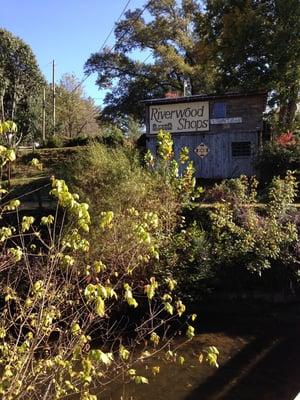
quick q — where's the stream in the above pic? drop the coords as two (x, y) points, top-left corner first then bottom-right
(99, 306), (300, 400)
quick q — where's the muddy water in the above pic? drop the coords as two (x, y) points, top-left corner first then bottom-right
(100, 318), (300, 400)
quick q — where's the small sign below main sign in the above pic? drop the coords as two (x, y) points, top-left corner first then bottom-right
(195, 143), (209, 158)
(210, 117), (242, 124)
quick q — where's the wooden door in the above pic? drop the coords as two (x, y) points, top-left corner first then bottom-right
(227, 132), (257, 178)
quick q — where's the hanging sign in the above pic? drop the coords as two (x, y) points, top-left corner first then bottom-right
(195, 143), (209, 158)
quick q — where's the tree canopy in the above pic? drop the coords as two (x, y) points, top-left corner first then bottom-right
(85, 0), (216, 123)
(206, 0), (300, 129)
(0, 28), (45, 137)
(54, 73), (101, 138)
(85, 0), (300, 130)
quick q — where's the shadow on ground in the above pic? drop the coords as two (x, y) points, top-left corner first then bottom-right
(185, 325), (300, 400)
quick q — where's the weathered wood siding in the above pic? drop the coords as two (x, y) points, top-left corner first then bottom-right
(147, 132), (258, 178)
(145, 93), (266, 179)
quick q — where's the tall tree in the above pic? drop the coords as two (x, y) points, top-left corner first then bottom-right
(86, 0), (299, 130)
(0, 28), (45, 136)
(85, 0), (217, 123)
(54, 73), (101, 138)
(271, 0), (300, 129)
(204, 0), (300, 129)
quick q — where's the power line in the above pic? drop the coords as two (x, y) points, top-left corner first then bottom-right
(99, 0), (132, 53)
(141, 52), (152, 64)
(71, 0), (133, 93)
(108, 0), (152, 54)
(71, 0), (153, 94)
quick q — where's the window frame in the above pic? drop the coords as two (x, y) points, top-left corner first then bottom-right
(231, 141), (252, 158)
(212, 102), (227, 119)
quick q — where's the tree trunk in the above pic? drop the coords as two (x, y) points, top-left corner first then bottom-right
(11, 87), (16, 120)
(285, 91), (299, 130)
(279, 82), (299, 131)
(0, 90), (4, 122)
(11, 77), (21, 121)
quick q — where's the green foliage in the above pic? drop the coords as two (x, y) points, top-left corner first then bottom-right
(0, 28), (45, 136)
(126, 116), (142, 143)
(205, 173), (298, 278)
(0, 163), (209, 400)
(209, 184), (297, 274)
(0, 145), (16, 168)
(204, 175), (259, 205)
(85, 0), (214, 123)
(0, 121), (226, 399)
(158, 217), (214, 302)
(205, 0), (300, 130)
(202, 346), (220, 368)
(64, 135), (90, 147)
(145, 130), (203, 207)
(0, 120), (18, 188)
(42, 135), (64, 148)
(161, 170), (300, 302)
(203, 173), (297, 285)
(29, 157), (43, 171)
(63, 142), (179, 225)
(54, 73), (101, 139)
(256, 141), (300, 183)
(100, 124), (124, 146)
(0, 121), (18, 134)
(85, 0), (300, 129)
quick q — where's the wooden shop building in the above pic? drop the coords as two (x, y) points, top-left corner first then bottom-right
(143, 92), (267, 179)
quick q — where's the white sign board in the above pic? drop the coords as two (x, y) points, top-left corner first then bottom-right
(210, 117), (242, 124)
(149, 101), (209, 134)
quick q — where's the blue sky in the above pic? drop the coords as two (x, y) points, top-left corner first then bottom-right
(1, 0), (147, 105)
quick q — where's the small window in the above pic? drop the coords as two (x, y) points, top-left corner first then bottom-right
(232, 142), (251, 157)
(212, 103), (226, 118)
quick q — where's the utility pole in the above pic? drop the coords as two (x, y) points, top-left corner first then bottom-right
(42, 87), (46, 142)
(52, 60), (56, 134)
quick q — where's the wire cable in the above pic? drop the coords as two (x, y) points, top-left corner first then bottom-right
(141, 52), (152, 64)
(99, 0), (132, 53)
(71, 0), (153, 94)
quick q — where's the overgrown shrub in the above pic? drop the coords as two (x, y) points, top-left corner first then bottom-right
(203, 175), (258, 205)
(144, 167), (300, 304)
(42, 135), (63, 148)
(64, 135), (90, 147)
(156, 219), (215, 303)
(0, 123), (218, 399)
(0, 180), (203, 399)
(101, 124), (124, 147)
(256, 141), (300, 183)
(173, 172), (300, 302)
(61, 131), (203, 299)
(207, 173), (298, 271)
(60, 141), (187, 291)
(63, 142), (180, 229)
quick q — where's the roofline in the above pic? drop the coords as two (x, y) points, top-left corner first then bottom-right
(141, 91), (268, 105)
